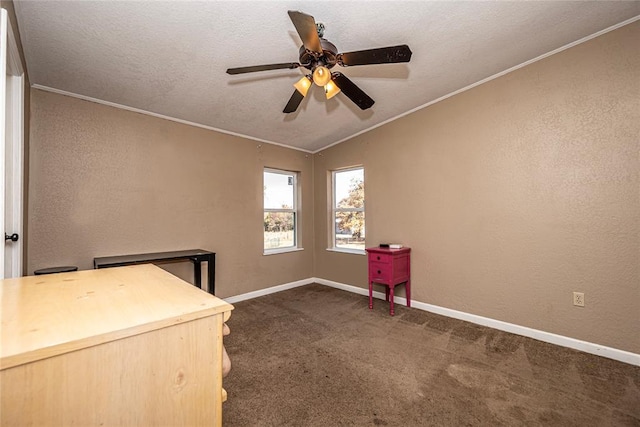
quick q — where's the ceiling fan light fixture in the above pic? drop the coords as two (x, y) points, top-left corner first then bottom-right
(324, 80), (341, 99)
(312, 65), (331, 86)
(227, 11), (412, 113)
(293, 75), (312, 96)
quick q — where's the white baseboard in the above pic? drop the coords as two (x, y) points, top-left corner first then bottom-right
(313, 277), (401, 303)
(223, 278), (314, 304)
(225, 277), (640, 366)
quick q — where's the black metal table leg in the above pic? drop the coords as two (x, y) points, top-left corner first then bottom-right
(193, 260), (202, 289)
(208, 254), (216, 295)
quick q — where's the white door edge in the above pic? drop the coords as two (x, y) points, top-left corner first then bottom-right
(1, 8), (25, 278)
(7, 74), (24, 277)
(1, 9), (8, 279)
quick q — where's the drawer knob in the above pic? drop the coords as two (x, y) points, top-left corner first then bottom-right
(377, 256), (380, 260)
(377, 270), (381, 274)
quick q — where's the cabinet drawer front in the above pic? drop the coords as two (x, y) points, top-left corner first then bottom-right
(370, 262), (392, 282)
(369, 253), (391, 264)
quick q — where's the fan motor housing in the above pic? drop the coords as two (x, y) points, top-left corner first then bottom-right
(299, 38), (338, 70)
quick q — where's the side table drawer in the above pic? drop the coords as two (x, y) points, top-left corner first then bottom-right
(369, 253), (392, 264)
(370, 262), (392, 282)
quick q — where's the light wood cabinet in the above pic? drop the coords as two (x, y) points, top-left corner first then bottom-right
(1, 264), (233, 426)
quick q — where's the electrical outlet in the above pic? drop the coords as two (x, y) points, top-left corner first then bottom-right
(573, 292), (585, 307)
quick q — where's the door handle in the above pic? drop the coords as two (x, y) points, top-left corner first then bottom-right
(5, 233), (19, 242)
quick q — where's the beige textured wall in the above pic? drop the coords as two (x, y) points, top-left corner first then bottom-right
(1, 0), (31, 274)
(27, 22), (638, 353)
(314, 23), (639, 353)
(28, 90), (313, 297)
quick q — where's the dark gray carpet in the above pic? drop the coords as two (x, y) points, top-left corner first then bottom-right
(222, 284), (639, 426)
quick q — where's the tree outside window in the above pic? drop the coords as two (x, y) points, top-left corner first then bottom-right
(332, 168), (365, 251)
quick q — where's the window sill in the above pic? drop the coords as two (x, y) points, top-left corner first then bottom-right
(263, 247), (304, 256)
(326, 248), (366, 255)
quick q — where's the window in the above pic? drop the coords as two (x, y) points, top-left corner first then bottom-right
(332, 167), (365, 251)
(264, 168), (299, 252)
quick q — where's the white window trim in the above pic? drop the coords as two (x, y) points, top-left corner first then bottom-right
(326, 248), (366, 255)
(263, 168), (300, 254)
(330, 166), (365, 253)
(263, 247), (305, 256)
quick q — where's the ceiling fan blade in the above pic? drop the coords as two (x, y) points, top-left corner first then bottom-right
(283, 89), (305, 114)
(338, 45), (412, 66)
(288, 11), (323, 54)
(226, 63), (300, 75)
(331, 73), (374, 110)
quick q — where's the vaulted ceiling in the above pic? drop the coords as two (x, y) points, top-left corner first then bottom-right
(13, 1), (640, 152)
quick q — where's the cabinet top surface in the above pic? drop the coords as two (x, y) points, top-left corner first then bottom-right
(366, 247), (411, 255)
(1, 264), (233, 369)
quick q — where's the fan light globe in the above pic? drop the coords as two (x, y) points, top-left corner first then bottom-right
(312, 66), (331, 86)
(324, 81), (341, 99)
(293, 76), (312, 96)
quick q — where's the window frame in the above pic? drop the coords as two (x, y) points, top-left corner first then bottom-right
(330, 166), (365, 254)
(263, 167), (301, 255)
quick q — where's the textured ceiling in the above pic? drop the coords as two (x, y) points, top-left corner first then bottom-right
(13, 1), (640, 152)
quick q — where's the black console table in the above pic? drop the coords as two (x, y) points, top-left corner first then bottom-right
(94, 249), (216, 295)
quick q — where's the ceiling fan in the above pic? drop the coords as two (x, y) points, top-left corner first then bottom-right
(226, 11), (412, 114)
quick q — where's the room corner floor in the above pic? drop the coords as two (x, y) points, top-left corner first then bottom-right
(222, 284), (639, 426)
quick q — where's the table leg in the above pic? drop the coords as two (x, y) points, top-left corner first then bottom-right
(193, 260), (202, 289)
(385, 287), (390, 302)
(208, 254), (216, 295)
(369, 281), (373, 309)
(406, 279), (411, 308)
(389, 285), (395, 316)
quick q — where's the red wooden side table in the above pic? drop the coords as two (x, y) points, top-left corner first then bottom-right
(366, 247), (411, 316)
